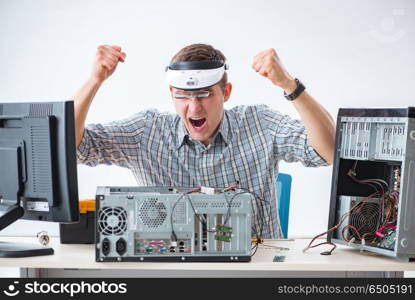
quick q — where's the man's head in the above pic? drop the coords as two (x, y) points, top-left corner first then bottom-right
(168, 44), (232, 146)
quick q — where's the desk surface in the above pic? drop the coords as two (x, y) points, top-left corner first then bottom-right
(0, 237), (414, 272)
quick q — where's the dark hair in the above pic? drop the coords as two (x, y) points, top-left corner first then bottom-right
(171, 43), (228, 91)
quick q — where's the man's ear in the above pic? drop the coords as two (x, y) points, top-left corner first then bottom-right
(223, 83), (232, 102)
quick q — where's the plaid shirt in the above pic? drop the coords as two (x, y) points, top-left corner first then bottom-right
(77, 104), (328, 238)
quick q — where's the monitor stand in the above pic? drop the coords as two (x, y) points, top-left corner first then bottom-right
(0, 241), (53, 257)
(0, 205), (54, 257)
(0, 145), (54, 257)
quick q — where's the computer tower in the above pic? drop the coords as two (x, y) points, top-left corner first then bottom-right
(327, 107), (415, 261)
(95, 186), (252, 262)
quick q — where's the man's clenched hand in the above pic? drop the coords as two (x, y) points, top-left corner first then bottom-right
(90, 45), (126, 84)
(252, 48), (296, 94)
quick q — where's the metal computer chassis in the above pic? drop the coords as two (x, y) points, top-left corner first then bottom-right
(328, 107), (415, 261)
(95, 186), (252, 262)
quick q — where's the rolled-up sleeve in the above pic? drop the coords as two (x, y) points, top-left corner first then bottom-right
(77, 110), (153, 168)
(261, 106), (328, 167)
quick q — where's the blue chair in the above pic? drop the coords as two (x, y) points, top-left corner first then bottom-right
(276, 173), (292, 238)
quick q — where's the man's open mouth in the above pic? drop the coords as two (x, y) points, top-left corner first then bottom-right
(189, 117), (206, 128)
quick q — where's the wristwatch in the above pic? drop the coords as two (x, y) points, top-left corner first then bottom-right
(284, 78), (305, 101)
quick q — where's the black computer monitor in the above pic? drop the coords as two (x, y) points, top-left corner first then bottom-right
(0, 100), (79, 257)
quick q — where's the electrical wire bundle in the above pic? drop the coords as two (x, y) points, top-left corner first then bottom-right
(170, 187), (204, 242)
(222, 185), (273, 256)
(237, 187), (271, 256)
(304, 161), (399, 255)
(169, 185), (272, 257)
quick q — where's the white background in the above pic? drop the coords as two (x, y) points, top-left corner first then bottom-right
(0, 0), (414, 239)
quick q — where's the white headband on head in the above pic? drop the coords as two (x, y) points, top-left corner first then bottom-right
(166, 60), (228, 91)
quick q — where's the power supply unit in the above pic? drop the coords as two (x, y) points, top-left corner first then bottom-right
(95, 186), (253, 262)
(327, 107), (415, 261)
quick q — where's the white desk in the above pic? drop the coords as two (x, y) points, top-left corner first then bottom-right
(0, 237), (413, 278)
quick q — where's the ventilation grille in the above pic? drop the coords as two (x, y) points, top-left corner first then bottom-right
(30, 125), (51, 193)
(193, 201), (242, 209)
(138, 198), (167, 228)
(341, 122), (371, 159)
(29, 103), (53, 117)
(375, 124), (406, 160)
(98, 206), (128, 236)
(348, 201), (380, 241)
(340, 120), (406, 161)
(172, 202), (187, 224)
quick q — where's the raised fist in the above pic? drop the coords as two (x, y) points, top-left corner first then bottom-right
(252, 48), (296, 93)
(90, 45), (126, 84)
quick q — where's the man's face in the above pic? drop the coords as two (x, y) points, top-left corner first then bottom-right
(171, 83), (232, 146)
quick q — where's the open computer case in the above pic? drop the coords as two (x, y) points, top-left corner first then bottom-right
(327, 107), (415, 261)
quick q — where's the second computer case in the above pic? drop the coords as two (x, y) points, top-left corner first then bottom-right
(327, 107), (415, 261)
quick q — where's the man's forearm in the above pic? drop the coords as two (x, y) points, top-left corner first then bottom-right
(251, 48), (336, 164)
(290, 90), (336, 164)
(73, 78), (102, 147)
(73, 45), (126, 147)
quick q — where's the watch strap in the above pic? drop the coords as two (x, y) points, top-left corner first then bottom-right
(284, 78), (305, 101)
